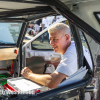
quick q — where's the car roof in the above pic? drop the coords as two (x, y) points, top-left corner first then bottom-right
(0, 0), (96, 17)
(0, 1), (55, 18)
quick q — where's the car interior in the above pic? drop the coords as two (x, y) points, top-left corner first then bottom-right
(0, 0), (100, 100)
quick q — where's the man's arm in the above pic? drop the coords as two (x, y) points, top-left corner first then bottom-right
(21, 67), (67, 89)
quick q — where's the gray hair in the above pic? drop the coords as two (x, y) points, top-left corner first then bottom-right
(48, 23), (71, 36)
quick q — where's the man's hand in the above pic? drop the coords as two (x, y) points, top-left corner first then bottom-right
(21, 67), (32, 79)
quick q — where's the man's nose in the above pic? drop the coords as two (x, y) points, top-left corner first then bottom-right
(50, 40), (54, 46)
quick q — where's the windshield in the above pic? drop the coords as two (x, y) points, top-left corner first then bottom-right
(0, 22), (22, 44)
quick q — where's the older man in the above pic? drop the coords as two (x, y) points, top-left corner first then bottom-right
(21, 23), (77, 89)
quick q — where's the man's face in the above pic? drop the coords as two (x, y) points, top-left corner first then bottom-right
(49, 31), (68, 55)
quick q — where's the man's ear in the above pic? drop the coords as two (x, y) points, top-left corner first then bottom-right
(65, 34), (70, 41)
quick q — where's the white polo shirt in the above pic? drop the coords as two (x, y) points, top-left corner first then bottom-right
(55, 41), (93, 76)
(55, 41), (78, 76)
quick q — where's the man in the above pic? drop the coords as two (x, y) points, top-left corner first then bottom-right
(41, 17), (50, 42)
(42, 17), (50, 29)
(21, 23), (78, 89)
(52, 16), (57, 23)
(34, 18), (42, 35)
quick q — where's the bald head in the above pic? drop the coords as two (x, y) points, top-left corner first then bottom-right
(48, 23), (71, 37)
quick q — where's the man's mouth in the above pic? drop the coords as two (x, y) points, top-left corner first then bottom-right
(52, 46), (57, 50)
